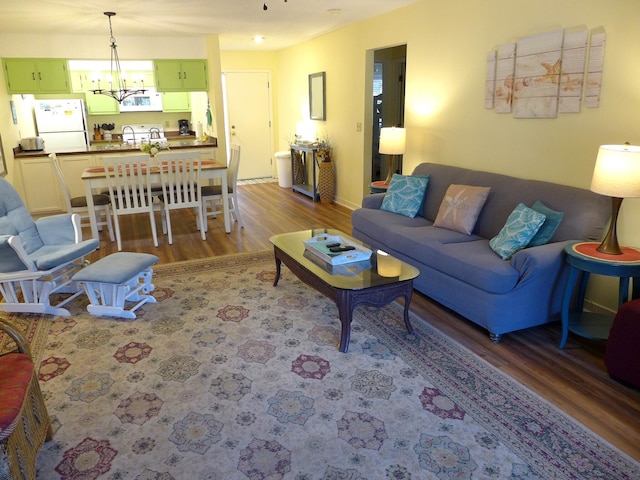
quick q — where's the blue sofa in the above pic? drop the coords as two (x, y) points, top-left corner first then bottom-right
(351, 162), (610, 342)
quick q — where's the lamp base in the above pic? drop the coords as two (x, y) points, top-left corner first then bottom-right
(597, 197), (624, 255)
(383, 155), (395, 185)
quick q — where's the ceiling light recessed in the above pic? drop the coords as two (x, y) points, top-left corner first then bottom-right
(327, 9), (341, 16)
(253, 36), (265, 43)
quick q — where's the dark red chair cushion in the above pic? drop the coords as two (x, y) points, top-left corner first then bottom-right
(0, 353), (34, 439)
(605, 299), (640, 389)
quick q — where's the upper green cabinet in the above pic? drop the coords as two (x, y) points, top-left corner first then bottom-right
(2, 58), (71, 94)
(154, 60), (208, 92)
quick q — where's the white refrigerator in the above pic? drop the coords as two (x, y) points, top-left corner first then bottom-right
(34, 99), (89, 152)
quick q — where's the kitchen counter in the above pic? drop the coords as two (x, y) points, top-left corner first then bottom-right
(13, 136), (218, 158)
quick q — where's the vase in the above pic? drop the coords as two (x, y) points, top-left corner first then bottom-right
(318, 161), (335, 204)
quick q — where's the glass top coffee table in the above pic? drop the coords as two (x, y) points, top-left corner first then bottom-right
(269, 229), (420, 352)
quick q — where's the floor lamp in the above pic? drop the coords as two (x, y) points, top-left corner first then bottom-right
(589, 144), (640, 255)
(379, 127), (406, 185)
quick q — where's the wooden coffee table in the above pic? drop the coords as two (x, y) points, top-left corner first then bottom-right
(269, 229), (420, 352)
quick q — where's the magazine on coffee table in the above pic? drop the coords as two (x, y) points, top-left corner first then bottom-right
(303, 234), (372, 265)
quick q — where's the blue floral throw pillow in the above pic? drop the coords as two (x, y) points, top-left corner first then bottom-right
(489, 203), (546, 260)
(528, 200), (564, 247)
(380, 174), (430, 218)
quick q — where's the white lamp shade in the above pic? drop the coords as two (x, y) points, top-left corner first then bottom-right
(379, 127), (406, 155)
(590, 145), (640, 198)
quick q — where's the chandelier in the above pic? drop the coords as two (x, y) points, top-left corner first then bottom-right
(90, 12), (146, 103)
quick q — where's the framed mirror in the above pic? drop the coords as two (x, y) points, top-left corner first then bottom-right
(309, 72), (326, 121)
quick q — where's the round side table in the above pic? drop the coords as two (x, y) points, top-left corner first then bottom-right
(369, 181), (389, 194)
(560, 242), (640, 348)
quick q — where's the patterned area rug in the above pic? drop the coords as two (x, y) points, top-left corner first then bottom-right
(17, 251), (638, 479)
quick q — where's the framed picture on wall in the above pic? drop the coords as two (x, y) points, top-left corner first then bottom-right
(0, 134), (6, 177)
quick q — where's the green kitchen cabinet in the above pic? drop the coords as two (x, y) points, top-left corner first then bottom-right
(154, 60), (208, 92)
(3, 58), (70, 94)
(162, 92), (191, 112)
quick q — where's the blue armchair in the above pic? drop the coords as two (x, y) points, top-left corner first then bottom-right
(0, 178), (99, 316)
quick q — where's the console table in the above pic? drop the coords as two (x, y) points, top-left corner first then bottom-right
(559, 242), (640, 348)
(290, 144), (320, 201)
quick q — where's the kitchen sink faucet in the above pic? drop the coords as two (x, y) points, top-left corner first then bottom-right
(122, 125), (136, 145)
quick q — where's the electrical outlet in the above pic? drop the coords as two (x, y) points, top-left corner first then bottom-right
(356, 122), (362, 132)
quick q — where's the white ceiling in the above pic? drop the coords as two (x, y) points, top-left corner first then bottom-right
(0, 0), (421, 51)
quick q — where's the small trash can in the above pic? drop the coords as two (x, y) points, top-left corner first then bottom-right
(275, 151), (292, 188)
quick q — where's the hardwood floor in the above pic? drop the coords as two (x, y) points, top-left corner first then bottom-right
(84, 181), (640, 462)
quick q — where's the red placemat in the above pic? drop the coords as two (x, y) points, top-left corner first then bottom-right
(573, 242), (640, 262)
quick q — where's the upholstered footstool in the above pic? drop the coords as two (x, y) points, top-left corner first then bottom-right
(605, 298), (640, 389)
(72, 252), (159, 319)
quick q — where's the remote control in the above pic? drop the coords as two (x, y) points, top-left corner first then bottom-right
(329, 246), (356, 252)
(325, 242), (341, 248)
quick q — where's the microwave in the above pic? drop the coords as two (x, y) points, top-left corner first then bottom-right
(119, 89), (163, 112)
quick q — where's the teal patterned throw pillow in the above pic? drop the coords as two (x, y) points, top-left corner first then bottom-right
(489, 203), (546, 260)
(380, 174), (430, 218)
(528, 200), (564, 247)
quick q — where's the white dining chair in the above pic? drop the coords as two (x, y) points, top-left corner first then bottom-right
(201, 144), (244, 231)
(156, 151), (206, 244)
(49, 153), (115, 242)
(101, 155), (158, 251)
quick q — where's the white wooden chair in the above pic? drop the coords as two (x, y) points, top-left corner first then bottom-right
(101, 155), (158, 251)
(201, 144), (244, 231)
(156, 151), (206, 244)
(49, 153), (115, 242)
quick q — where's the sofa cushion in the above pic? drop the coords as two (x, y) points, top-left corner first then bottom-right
(390, 226), (520, 293)
(433, 184), (491, 234)
(489, 203), (546, 260)
(380, 174), (430, 218)
(529, 200), (564, 247)
(351, 207), (431, 248)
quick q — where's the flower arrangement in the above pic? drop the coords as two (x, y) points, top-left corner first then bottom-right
(140, 141), (168, 157)
(315, 132), (332, 162)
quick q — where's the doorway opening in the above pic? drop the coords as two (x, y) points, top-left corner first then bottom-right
(371, 45), (407, 183)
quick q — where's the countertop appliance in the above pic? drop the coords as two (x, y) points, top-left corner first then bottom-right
(34, 99), (89, 152)
(119, 88), (163, 113)
(178, 119), (190, 136)
(20, 137), (45, 151)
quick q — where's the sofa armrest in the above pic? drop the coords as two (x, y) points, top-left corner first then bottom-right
(511, 240), (573, 280)
(35, 214), (82, 245)
(362, 193), (386, 209)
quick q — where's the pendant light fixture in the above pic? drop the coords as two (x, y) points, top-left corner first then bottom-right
(90, 12), (146, 103)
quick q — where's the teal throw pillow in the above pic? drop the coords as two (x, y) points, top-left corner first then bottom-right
(380, 174), (430, 218)
(489, 203), (546, 260)
(528, 200), (564, 247)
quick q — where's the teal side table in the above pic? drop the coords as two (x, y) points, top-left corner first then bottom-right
(560, 242), (640, 348)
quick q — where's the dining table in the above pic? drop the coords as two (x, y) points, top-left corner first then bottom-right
(81, 159), (230, 241)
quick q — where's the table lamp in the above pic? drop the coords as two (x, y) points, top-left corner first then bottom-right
(589, 144), (640, 255)
(379, 127), (406, 185)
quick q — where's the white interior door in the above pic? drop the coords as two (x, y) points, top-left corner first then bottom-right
(223, 71), (273, 180)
